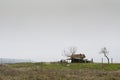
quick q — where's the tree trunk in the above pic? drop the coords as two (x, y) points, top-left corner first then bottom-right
(104, 54), (109, 64)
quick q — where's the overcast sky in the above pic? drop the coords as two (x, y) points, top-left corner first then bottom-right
(0, 0), (120, 63)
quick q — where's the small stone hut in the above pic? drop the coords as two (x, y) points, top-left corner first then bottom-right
(67, 53), (86, 63)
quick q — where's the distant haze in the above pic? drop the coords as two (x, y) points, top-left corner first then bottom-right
(0, 0), (120, 63)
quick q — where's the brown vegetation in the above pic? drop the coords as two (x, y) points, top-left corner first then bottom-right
(0, 63), (120, 80)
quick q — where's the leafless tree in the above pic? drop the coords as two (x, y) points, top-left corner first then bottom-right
(100, 47), (109, 64)
(63, 46), (77, 57)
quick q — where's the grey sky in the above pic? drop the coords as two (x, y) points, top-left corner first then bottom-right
(0, 0), (120, 62)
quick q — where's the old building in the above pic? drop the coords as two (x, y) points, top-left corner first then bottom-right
(67, 53), (86, 63)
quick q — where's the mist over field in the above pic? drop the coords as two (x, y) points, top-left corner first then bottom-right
(0, 0), (120, 63)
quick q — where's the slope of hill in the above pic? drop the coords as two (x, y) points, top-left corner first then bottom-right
(0, 63), (119, 80)
(0, 58), (32, 64)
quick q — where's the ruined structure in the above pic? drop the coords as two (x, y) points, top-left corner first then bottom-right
(67, 53), (92, 63)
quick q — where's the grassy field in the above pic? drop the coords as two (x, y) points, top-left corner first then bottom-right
(0, 63), (120, 80)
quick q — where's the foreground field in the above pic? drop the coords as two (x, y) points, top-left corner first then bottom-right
(0, 63), (120, 80)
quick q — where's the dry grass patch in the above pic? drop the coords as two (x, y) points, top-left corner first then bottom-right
(0, 63), (120, 80)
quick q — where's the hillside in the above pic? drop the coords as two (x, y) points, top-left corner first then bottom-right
(0, 63), (120, 80)
(0, 58), (31, 64)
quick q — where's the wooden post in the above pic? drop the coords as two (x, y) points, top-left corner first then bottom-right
(111, 58), (113, 64)
(102, 58), (103, 64)
(91, 58), (93, 63)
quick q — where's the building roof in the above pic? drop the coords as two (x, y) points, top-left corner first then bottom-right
(69, 53), (86, 59)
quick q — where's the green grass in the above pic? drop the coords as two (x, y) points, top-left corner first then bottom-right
(8, 62), (120, 70)
(0, 63), (120, 80)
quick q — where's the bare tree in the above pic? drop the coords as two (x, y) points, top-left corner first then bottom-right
(63, 46), (77, 57)
(100, 47), (110, 64)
